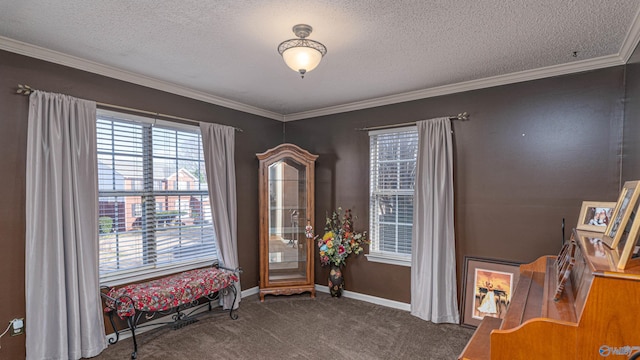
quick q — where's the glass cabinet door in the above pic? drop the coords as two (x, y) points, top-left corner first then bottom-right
(267, 159), (307, 282)
(257, 143), (317, 301)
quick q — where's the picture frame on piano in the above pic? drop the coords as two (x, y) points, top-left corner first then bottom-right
(615, 191), (640, 269)
(576, 201), (616, 236)
(461, 256), (521, 328)
(606, 181), (640, 249)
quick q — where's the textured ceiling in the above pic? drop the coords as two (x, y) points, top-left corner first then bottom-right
(1, 1), (639, 119)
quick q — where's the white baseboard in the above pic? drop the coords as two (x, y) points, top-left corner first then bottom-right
(241, 286), (259, 297)
(241, 285), (409, 312)
(315, 285), (411, 311)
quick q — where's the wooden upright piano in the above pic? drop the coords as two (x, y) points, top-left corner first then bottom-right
(459, 229), (640, 359)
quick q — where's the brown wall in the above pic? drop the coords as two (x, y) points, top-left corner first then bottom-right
(624, 42), (640, 181)
(0, 50), (282, 359)
(284, 66), (626, 304)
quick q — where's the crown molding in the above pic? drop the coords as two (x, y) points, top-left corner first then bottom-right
(0, 36), (284, 121)
(620, 5), (640, 62)
(2, 33), (636, 123)
(284, 10), (640, 121)
(283, 54), (625, 121)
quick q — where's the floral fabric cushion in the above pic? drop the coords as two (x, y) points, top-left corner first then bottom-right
(104, 267), (238, 319)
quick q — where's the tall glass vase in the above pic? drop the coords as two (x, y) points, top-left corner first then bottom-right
(328, 264), (344, 297)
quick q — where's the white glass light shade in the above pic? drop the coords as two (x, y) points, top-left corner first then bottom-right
(278, 24), (327, 77)
(282, 46), (323, 74)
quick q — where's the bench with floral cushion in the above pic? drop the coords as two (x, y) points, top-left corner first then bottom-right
(101, 265), (239, 359)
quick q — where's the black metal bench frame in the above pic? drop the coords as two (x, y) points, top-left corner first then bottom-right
(100, 267), (239, 359)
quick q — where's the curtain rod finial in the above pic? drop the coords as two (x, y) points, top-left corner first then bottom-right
(16, 84), (33, 95)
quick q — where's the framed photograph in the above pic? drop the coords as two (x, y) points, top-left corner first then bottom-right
(461, 257), (521, 328)
(615, 192), (640, 269)
(576, 201), (616, 235)
(606, 181), (640, 248)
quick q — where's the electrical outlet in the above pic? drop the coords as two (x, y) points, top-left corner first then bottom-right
(10, 318), (24, 336)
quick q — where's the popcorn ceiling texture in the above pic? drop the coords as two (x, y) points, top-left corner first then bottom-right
(0, 0), (637, 115)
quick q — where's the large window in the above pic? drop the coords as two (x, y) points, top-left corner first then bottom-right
(97, 110), (216, 284)
(368, 126), (418, 266)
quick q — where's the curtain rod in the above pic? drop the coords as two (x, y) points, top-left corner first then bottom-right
(355, 112), (469, 131)
(15, 84), (243, 132)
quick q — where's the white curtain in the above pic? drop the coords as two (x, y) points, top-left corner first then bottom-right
(410, 117), (459, 324)
(200, 122), (240, 309)
(25, 91), (107, 359)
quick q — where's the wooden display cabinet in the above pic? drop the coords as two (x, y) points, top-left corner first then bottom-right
(257, 144), (318, 301)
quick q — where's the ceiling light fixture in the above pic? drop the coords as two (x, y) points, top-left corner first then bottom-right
(278, 24), (327, 78)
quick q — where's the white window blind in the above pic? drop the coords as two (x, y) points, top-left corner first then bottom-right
(368, 126), (418, 264)
(97, 110), (217, 284)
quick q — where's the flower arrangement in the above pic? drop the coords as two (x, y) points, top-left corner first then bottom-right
(312, 208), (370, 267)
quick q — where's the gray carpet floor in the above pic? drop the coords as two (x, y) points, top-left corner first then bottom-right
(91, 293), (474, 359)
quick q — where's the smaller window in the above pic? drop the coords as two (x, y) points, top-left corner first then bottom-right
(367, 126), (418, 267)
(178, 180), (190, 190)
(131, 203), (142, 217)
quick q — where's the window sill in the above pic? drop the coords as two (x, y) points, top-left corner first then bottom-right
(100, 258), (217, 287)
(365, 252), (411, 267)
